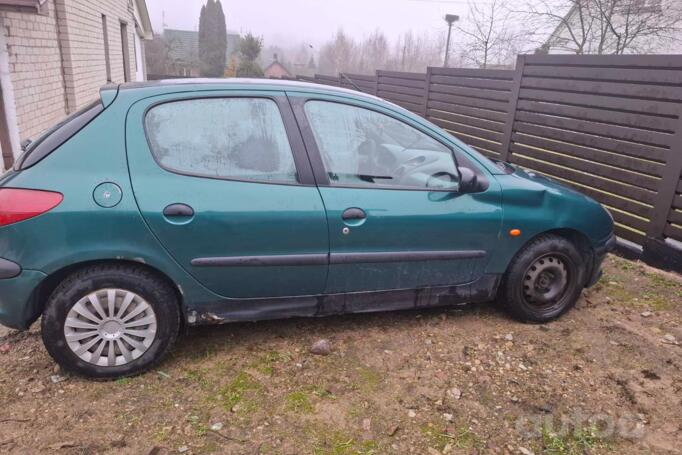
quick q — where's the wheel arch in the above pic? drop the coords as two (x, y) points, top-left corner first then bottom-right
(26, 259), (185, 329)
(544, 228), (593, 258)
(501, 228), (595, 287)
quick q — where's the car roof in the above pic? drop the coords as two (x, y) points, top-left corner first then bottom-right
(98, 78), (503, 176)
(103, 78), (383, 102)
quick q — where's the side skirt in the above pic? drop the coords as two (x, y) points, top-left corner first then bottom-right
(186, 274), (502, 326)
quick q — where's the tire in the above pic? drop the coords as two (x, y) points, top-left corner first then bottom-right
(501, 234), (586, 323)
(41, 264), (180, 379)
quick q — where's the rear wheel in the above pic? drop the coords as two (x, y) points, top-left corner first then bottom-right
(41, 264), (180, 379)
(501, 234), (586, 322)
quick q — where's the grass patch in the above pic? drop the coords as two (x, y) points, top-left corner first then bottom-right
(286, 391), (313, 413)
(542, 425), (610, 454)
(647, 272), (680, 289)
(252, 350), (292, 375)
(355, 366), (382, 392)
(187, 414), (208, 437)
(312, 431), (378, 455)
(217, 371), (261, 413)
(184, 368), (211, 388)
(638, 294), (673, 311)
(153, 425), (173, 443)
(421, 423), (482, 451)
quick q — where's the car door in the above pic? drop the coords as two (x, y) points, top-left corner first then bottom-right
(289, 93), (502, 293)
(126, 91), (329, 299)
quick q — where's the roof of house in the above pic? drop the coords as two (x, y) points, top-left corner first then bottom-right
(164, 28), (241, 66)
(134, 0), (154, 39)
(0, 0), (44, 9)
(165, 29), (199, 65)
(263, 61), (292, 77)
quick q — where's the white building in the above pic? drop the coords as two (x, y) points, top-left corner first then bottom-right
(0, 0), (153, 170)
(543, 0), (682, 55)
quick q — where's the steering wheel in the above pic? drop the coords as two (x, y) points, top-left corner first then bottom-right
(426, 171), (459, 190)
(395, 155), (427, 177)
(357, 140), (398, 177)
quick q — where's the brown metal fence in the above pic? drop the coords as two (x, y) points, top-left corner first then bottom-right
(299, 54), (682, 273)
(376, 70), (425, 114)
(339, 73), (377, 95)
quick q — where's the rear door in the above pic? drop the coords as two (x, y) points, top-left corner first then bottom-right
(126, 91), (329, 299)
(290, 94), (502, 293)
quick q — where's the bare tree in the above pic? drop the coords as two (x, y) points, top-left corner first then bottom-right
(596, 0), (682, 53)
(315, 28), (446, 75)
(522, 0), (682, 55)
(457, 0), (525, 68)
(391, 30), (445, 72)
(357, 30), (390, 74)
(144, 34), (176, 76)
(522, 0), (597, 54)
(318, 29), (356, 75)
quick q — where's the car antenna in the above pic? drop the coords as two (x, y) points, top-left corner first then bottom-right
(339, 73), (363, 93)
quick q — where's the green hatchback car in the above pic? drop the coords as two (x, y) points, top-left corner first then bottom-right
(0, 79), (614, 378)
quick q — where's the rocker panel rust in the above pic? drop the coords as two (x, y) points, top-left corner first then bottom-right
(186, 273), (501, 325)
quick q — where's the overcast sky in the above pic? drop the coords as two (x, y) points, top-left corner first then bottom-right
(146, 0), (478, 47)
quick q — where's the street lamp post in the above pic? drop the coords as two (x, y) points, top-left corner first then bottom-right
(443, 14), (460, 67)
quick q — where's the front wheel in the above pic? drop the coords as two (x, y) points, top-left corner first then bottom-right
(501, 234), (586, 322)
(41, 264), (180, 379)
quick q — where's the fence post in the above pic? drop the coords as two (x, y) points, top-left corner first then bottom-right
(421, 66), (433, 119)
(499, 54), (525, 162)
(374, 70), (379, 96)
(646, 113), (682, 242)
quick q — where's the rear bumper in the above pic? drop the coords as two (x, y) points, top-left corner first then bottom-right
(0, 269), (46, 330)
(586, 233), (616, 288)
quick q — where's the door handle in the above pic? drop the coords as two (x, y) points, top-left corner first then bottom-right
(163, 203), (194, 217)
(342, 208), (366, 221)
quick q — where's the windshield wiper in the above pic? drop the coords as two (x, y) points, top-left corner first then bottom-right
(358, 174), (393, 183)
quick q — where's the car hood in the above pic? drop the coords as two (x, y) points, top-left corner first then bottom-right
(507, 163), (594, 201)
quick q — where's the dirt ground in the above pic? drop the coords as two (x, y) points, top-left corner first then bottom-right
(1, 254), (681, 455)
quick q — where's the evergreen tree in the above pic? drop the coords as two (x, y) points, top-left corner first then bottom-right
(237, 33), (264, 77)
(198, 0), (227, 77)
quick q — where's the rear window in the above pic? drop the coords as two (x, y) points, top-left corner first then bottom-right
(14, 100), (104, 170)
(144, 97), (298, 183)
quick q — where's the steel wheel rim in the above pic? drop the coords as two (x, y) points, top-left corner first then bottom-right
(522, 254), (570, 307)
(64, 289), (157, 367)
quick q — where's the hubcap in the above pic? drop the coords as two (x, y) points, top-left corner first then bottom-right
(63, 289), (157, 367)
(523, 254), (569, 306)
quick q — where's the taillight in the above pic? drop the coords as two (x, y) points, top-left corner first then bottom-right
(0, 189), (63, 227)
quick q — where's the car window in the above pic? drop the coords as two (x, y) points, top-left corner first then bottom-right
(15, 100), (103, 170)
(145, 98), (298, 183)
(304, 101), (459, 191)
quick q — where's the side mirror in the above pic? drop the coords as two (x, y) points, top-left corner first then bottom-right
(458, 166), (478, 193)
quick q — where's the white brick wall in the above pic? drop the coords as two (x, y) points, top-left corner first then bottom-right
(0, 0), (138, 150)
(0, 1), (67, 142)
(57, 0), (137, 110)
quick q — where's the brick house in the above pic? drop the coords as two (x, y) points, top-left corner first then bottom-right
(0, 0), (153, 170)
(161, 28), (241, 78)
(543, 0), (682, 55)
(263, 55), (292, 79)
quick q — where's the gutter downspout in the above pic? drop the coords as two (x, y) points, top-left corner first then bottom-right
(0, 17), (22, 166)
(53, 0), (71, 114)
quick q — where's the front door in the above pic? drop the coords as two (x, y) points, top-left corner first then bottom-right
(290, 94), (502, 293)
(126, 92), (329, 299)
